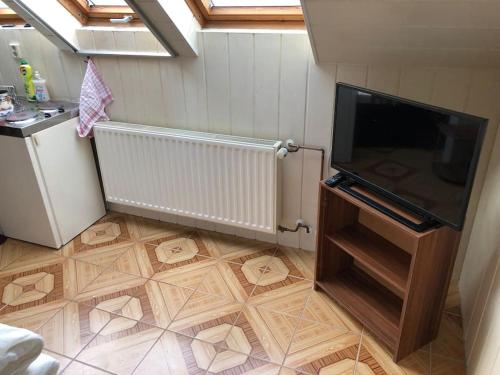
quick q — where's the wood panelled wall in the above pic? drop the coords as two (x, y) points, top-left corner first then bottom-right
(1, 28), (500, 284)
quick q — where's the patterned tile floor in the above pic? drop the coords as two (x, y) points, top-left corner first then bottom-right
(0, 212), (466, 374)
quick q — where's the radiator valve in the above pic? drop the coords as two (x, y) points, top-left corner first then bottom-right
(278, 219), (311, 234)
(276, 147), (288, 159)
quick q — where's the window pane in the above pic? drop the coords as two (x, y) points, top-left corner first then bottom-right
(0, 1), (9, 8)
(211, 0), (301, 6)
(90, 0), (128, 5)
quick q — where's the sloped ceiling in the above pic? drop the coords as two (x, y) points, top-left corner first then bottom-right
(302, 0), (500, 67)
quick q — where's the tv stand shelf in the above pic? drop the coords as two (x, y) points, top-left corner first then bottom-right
(326, 223), (411, 298)
(315, 181), (461, 361)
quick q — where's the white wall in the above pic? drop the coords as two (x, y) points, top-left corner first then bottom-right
(1, 28), (500, 282)
(460, 129), (500, 374)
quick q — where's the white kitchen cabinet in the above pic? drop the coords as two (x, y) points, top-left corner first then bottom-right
(0, 117), (105, 248)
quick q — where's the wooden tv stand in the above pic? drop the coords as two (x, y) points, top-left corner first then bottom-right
(314, 181), (461, 361)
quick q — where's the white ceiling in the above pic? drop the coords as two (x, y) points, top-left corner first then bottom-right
(301, 0), (500, 67)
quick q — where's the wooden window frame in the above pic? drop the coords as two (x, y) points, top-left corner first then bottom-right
(58, 0), (141, 26)
(0, 7), (24, 24)
(185, 0), (304, 29)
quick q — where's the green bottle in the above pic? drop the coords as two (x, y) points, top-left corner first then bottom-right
(20, 59), (36, 101)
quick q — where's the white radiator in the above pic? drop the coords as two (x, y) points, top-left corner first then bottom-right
(93, 122), (282, 233)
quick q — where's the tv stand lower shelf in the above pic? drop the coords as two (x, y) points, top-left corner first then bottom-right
(314, 181), (461, 361)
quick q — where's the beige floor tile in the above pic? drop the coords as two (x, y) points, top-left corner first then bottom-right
(357, 334), (406, 375)
(223, 247), (277, 266)
(235, 249), (313, 305)
(247, 271), (313, 306)
(431, 357), (466, 375)
(152, 259), (217, 289)
(64, 213), (133, 256)
(398, 348), (430, 375)
(223, 305), (299, 365)
(284, 333), (360, 374)
(201, 231), (276, 261)
(284, 329), (360, 374)
(271, 248), (314, 280)
(127, 216), (186, 243)
(301, 290), (362, 334)
(253, 286), (311, 318)
(78, 278), (192, 329)
(105, 242), (158, 278)
(0, 212), (468, 374)
(74, 266), (146, 302)
(76, 315), (163, 374)
(143, 231), (216, 276)
(66, 241), (137, 269)
(63, 361), (112, 374)
(37, 301), (104, 357)
(141, 279), (193, 327)
(133, 330), (213, 374)
(210, 262), (258, 302)
(169, 296), (242, 338)
(0, 260), (66, 314)
(0, 300), (67, 331)
(208, 349), (281, 375)
(445, 305), (462, 317)
(43, 350), (72, 374)
(0, 239), (62, 277)
(63, 258), (108, 301)
(279, 367), (307, 375)
(430, 312), (465, 360)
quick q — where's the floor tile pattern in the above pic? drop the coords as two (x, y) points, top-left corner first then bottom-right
(144, 231), (212, 273)
(0, 212), (466, 374)
(71, 214), (132, 254)
(0, 263), (64, 314)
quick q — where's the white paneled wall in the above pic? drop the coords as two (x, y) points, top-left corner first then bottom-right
(1, 29), (500, 274)
(0, 28), (85, 104)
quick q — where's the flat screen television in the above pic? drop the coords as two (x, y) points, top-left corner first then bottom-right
(331, 83), (488, 230)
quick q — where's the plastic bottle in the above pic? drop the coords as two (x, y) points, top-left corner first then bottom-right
(33, 71), (50, 102)
(19, 59), (36, 102)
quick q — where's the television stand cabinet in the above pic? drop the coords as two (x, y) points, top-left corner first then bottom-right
(314, 181), (461, 361)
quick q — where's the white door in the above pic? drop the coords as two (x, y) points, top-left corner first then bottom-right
(30, 117), (105, 245)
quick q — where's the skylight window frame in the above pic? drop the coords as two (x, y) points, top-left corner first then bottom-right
(185, 0), (304, 29)
(0, 1), (23, 23)
(0, 7), (19, 20)
(58, 0), (140, 26)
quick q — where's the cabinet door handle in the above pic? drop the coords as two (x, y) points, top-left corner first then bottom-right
(32, 135), (39, 146)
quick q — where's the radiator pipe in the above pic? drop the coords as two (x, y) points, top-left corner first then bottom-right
(284, 139), (325, 180)
(278, 219), (311, 234)
(277, 140), (325, 235)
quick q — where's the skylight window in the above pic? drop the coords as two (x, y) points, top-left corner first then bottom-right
(211, 0), (301, 6)
(0, 0), (22, 23)
(89, 0), (128, 5)
(186, 0), (303, 28)
(57, 0), (138, 26)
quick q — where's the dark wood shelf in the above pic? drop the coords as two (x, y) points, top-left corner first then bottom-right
(318, 266), (402, 350)
(315, 181), (462, 361)
(326, 223), (411, 299)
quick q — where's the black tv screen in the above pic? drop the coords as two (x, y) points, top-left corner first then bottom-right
(331, 83), (487, 229)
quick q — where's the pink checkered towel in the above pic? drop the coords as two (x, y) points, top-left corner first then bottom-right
(77, 59), (113, 137)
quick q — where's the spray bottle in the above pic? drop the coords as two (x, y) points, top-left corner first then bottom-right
(20, 59), (36, 101)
